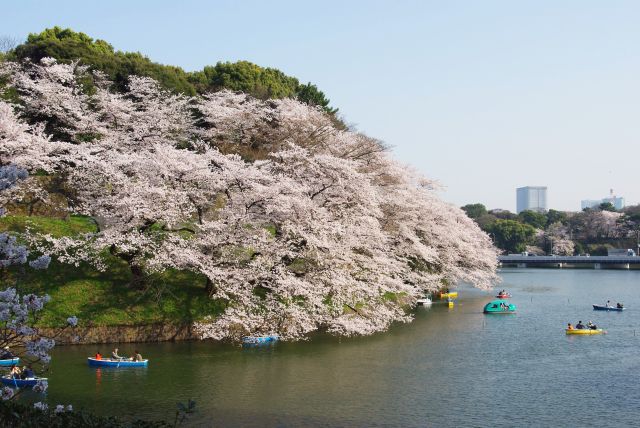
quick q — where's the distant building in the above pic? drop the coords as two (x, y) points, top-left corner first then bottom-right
(580, 200), (602, 210)
(581, 197), (625, 210)
(516, 186), (547, 214)
(581, 190), (625, 211)
(605, 196), (625, 210)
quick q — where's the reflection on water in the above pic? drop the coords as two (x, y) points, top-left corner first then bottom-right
(38, 269), (640, 426)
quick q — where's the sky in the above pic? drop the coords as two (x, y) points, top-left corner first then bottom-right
(3, 0), (640, 212)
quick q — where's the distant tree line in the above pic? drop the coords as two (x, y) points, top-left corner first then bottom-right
(462, 203), (640, 255)
(2, 27), (337, 113)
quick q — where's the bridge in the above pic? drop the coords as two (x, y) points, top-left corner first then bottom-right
(498, 255), (640, 269)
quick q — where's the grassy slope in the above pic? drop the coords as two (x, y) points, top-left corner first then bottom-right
(0, 215), (224, 328)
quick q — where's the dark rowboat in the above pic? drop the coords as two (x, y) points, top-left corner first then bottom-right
(593, 305), (625, 311)
(0, 376), (47, 388)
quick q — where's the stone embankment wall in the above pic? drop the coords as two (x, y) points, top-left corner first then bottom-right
(40, 323), (196, 345)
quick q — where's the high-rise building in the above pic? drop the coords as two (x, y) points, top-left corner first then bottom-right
(516, 186), (547, 213)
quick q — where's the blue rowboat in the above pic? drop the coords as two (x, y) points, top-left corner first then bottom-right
(87, 357), (148, 367)
(0, 358), (19, 367)
(0, 376), (47, 388)
(242, 335), (279, 345)
(483, 299), (517, 314)
(593, 305), (625, 311)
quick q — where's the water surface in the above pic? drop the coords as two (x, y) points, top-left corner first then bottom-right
(33, 269), (640, 426)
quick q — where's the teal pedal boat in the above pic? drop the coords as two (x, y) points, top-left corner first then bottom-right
(484, 299), (516, 314)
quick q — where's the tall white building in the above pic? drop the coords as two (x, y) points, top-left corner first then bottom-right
(516, 186), (547, 214)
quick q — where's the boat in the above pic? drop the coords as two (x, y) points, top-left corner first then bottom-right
(593, 305), (625, 311)
(87, 357), (148, 367)
(566, 328), (605, 335)
(0, 358), (19, 367)
(483, 299), (516, 314)
(0, 376), (47, 388)
(416, 296), (432, 306)
(496, 293), (512, 298)
(439, 291), (458, 299)
(242, 335), (279, 345)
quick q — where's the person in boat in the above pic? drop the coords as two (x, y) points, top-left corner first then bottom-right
(21, 365), (34, 379)
(567, 323), (574, 330)
(587, 321), (597, 330)
(9, 365), (21, 379)
(576, 320), (586, 329)
(616, 302), (624, 309)
(131, 350), (143, 362)
(606, 300), (612, 308)
(111, 347), (125, 361)
(0, 346), (13, 360)
(95, 351), (102, 360)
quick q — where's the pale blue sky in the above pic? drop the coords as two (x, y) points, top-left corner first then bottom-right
(4, 1), (640, 211)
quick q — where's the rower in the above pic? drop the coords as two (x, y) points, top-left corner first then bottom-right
(575, 320), (586, 329)
(21, 365), (34, 379)
(111, 347), (125, 361)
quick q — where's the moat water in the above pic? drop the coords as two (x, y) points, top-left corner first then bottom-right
(22, 269), (640, 426)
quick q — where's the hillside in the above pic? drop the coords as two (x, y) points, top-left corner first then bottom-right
(5, 27), (335, 113)
(0, 34), (498, 341)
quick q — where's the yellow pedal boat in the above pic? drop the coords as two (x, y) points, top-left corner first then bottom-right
(440, 291), (458, 299)
(566, 328), (604, 335)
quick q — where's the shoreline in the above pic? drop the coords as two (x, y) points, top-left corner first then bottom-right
(40, 323), (196, 346)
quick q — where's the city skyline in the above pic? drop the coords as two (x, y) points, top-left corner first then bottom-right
(4, 1), (640, 211)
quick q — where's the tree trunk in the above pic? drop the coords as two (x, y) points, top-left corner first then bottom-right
(129, 263), (146, 289)
(205, 278), (217, 297)
(110, 244), (146, 289)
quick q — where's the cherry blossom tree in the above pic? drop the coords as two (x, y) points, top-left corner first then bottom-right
(0, 57), (499, 340)
(545, 222), (575, 256)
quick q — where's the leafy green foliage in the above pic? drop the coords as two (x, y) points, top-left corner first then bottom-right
(517, 210), (547, 229)
(10, 27), (336, 112)
(545, 209), (567, 227)
(599, 202), (616, 212)
(296, 82), (337, 114)
(12, 27), (195, 95)
(461, 203), (487, 219)
(487, 219), (537, 253)
(192, 61), (299, 99)
(489, 209), (518, 221)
